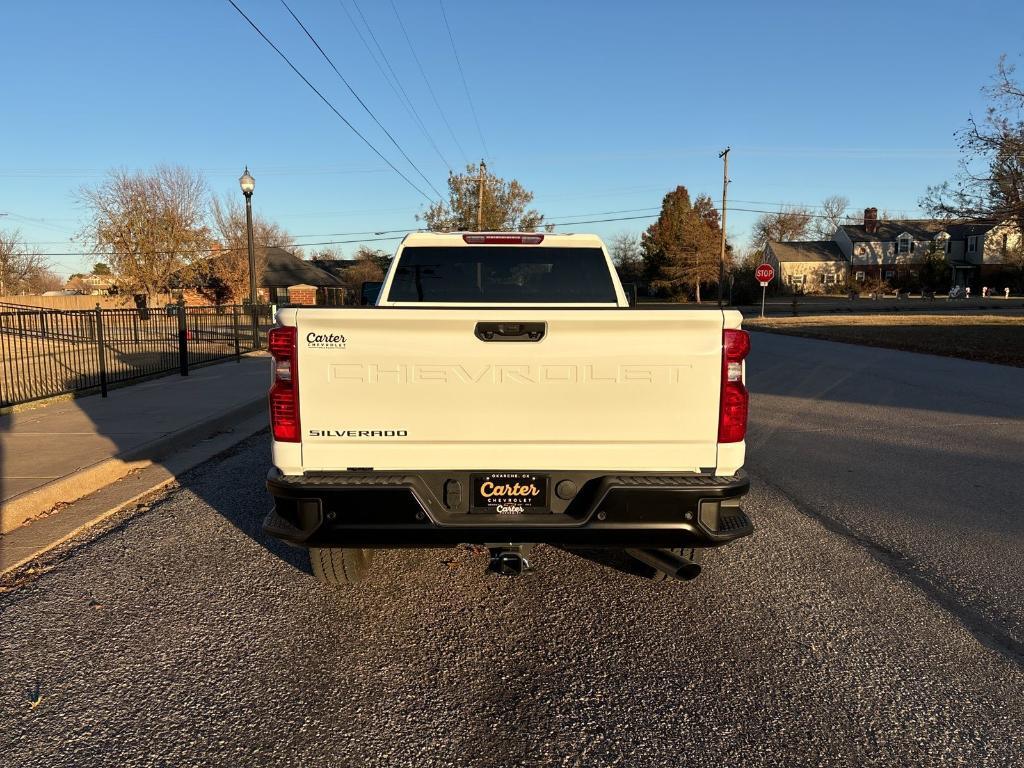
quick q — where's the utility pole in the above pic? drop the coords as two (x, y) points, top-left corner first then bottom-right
(476, 159), (486, 232)
(718, 147), (730, 307)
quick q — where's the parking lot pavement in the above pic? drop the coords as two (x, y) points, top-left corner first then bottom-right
(2, 433), (1022, 767)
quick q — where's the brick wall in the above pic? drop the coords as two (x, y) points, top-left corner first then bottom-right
(287, 284), (318, 306)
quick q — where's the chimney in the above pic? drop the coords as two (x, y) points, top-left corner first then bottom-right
(864, 207), (878, 234)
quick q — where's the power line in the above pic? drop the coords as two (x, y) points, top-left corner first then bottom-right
(278, 0), (443, 200)
(15, 207), (666, 249)
(23, 234), (411, 261)
(727, 206), (978, 223)
(223, 0), (434, 202)
(438, 0), (488, 160)
(20, 202), (991, 264)
(292, 227), (418, 239)
(388, 0), (469, 165)
(548, 206), (659, 218)
(547, 213), (659, 227)
(19, 187), (992, 258)
(0, 165), (392, 179)
(729, 198), (928, 213)
(345, 0), (453, 173)
(22, 214), (660, 260)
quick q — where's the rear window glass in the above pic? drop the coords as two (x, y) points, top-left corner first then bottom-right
(386, 246), (617, 303)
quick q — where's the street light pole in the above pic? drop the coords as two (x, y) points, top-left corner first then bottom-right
(239, 166), (258, 348)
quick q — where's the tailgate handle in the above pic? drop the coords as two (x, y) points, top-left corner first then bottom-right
(475, 322), (546, 342)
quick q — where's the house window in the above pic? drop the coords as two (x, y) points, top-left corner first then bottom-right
(884, 270), (895, 280)
(788, 274), (805, 286)
(823, 273), (837, 285)
(897, 234), (913, 254)
(967, 235), (978, 254)
(855, 271), (865, 282)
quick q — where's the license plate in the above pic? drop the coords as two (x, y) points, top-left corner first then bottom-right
(471, 473), (548, 514)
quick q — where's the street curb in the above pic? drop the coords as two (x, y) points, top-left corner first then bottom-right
(0, 395), (267, 535)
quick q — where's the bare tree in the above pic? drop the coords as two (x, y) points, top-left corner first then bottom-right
(206, 194), (294, 303)
(420, 163), (549, 232)
(309, 246), (345, 262)
(26, 268), (64, 294)
(923, 55), (1024, 235)
(0, 229), (52, 295)
(751, 206), (813, 249)
(78, 165), (211, 297)
(608, 232), (644, 285)
(350, 245), (392, 273)
(810, 195), (850, 239)
(735, 245), (767, 271)
(340, 247), (385, 305)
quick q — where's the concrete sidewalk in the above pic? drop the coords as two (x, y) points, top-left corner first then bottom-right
(0, 356), (269, 534)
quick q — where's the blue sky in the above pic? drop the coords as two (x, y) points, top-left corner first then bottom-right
(2, 0), (1022, 278)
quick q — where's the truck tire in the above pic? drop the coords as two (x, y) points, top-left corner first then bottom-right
(308, 547), (375, 586)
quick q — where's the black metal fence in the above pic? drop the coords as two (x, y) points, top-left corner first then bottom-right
(0, 302), (273, 407)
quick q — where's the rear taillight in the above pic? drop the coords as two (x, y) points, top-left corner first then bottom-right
(462, 233), (544, 245)
(268, 325), (300, 442)
(718, 329), (750, 443)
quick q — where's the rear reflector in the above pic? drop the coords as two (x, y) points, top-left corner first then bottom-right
(268, 325), (300, 442)
(718, 329), (751, 443)
(462, 233), (544, 245)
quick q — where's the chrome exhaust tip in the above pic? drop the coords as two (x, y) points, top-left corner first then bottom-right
(626, 548), (702, 581)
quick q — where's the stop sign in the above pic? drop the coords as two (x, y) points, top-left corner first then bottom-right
(755, 263), (775, 284)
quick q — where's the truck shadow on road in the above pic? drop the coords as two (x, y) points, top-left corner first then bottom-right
(163, 428), (313, 577)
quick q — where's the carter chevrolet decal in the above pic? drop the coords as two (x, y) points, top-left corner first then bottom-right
(306, 332), (347, 349)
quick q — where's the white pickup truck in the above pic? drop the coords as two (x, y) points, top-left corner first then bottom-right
(264, 232), (751, 583)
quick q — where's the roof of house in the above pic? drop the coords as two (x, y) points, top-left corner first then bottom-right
(261, 247), (343, 288)
(945, 221), (999, 240)
(840, 219), (997, 242)
(767, 240), (846, 263)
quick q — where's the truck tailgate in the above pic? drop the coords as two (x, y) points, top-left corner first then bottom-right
(293, 308), (724, 472)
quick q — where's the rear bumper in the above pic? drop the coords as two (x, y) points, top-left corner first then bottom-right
(264, 469), (752, 549)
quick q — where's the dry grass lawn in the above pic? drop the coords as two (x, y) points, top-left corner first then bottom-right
(746, 314), (1024, 367)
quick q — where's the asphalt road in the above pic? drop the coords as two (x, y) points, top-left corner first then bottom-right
(747, 333), (1024, 653)
(2, 335), (1024, 767)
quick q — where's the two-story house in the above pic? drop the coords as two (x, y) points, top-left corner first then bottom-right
(766, 208), (1020, 292)
(834, 208), (1015, 287)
